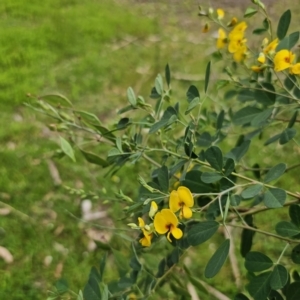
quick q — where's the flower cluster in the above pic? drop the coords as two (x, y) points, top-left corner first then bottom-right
(128, 186), (194, 247)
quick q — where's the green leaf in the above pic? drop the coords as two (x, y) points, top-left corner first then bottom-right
(252, 28), (267, 35)
(237, 88), (254, 102)
(155, 74), (163, 95)
(225, 140), (251, 162)
(264, 133), (281, 146)
(196, 132), (212, 147)
(284, 75), (297, 90)
(182, 170), (214, 193)
(188, 221), (219, 246)
(80, 149), (109, 167)
(156, 258), (166, 278)
(60, 136), (76, 162)
(288, 111), (298, 128)
(251, 108), (273, 127)
(275, 221), (300, 237)
(38, 93), (73, 107)
(186, 85), (200, 103)
(264, 163), (286, 183)
(223, 158), (235, 176)
(270, 264), (288, 290)
(204, 61), (211, 93)
(83, 276), (101, 300)
(201, 172), (223, 183)
(99, 253), (107, 282)
(276, 31), (300, 51)
(263, 188), (286, 208)
(289, 205), (300, 227)
(149, 106), (177, 133)
(248, 271), (272, 300)
(244, 7), (258, 18)
(216, 110), (225, 130)
(165, 64), (171, 87)
(205, 146), (223, 171)
(255, 83), (276, 106)
(204, 239), (230, 278)
(241, 184), (263, 199)
(233, 106), (261, 125)
(279, 128), (296, 144)
(55, 278), (69, 295)
(277, 9), (291, 40)
(74, 110), (101, 126)
(241, 227), (255, 257)
(287, 282), (300, 299)
(245, 251), (273, 272)
(185, 97), (200, 114)
(291, 244), (300, 264)
(157, 165), (169, 192)
(100, 284), (108, 300)
(127, 87), (137, 107)
(234, 293), (250, 300)
(77, 290), (83, 300)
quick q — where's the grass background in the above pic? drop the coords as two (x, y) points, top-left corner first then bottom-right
(1, 0), (300, 299)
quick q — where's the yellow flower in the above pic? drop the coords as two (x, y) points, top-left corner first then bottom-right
(169, 186), (194, 219)
(153, 209), (183, 242)
(217, 28), (227, 49)
(274, 50), (295, 72)
(263, 38), (279, 55)
(251, 65), (264, 73)
(233, 45), (247, 62)
(227, 17), (238, 27)
(290, 63), (300, 74)
(138, 217), (153, 247)
(149, 201), (158, 219)
(217, 8), (225, 20)
(228, 21), (247, 39)
(257, 52), (266, 64)
(202, 23), (210, 33)
(228, 37), (247, 54)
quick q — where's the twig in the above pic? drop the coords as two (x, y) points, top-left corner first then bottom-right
(222, 224), (242, 291)
(196, 279), (230, 300)
(47, 159), (62, 186)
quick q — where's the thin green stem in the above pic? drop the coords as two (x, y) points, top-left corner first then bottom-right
(276, 243), (290, 264)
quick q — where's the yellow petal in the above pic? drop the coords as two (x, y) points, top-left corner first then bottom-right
(263, 38), (279, 54)
(217, 8), (224, 20)
(149, 201), (158, 218)
(251, 65), (263, 73)
(177, 186), (194, 207)
(170, 226), (183, 239)
(153, 211), (168, 234)
(290, 63), (300, 74)
(233, 46), (247, 62)
(274, 50), (294, 72)
(257, 52), (266, 64)
(227, 17), (238, 27)
(182, 205), (193, 219)
(217, 28), (227, 49)
(139, 231), (152, 247)
(169, 190), (181, 213)
(138, 217), (145, 228)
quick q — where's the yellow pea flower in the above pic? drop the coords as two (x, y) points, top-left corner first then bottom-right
(233, 45), (247, 62)
(153, 209), (183, 242)
(217, 8), (225, 20)
(138, 217), (153, 247)
(274, 50), (295, 72)
(228, 21), (247, 39)
(263, 38), (279, 55)
(169, 186), (194, 219)
(257, 52), (266, 64)
(228, 37), (247, 54)
(149, 201), (158, 219)
(217, 28), (227, 49)
(290, 63), (300, 74)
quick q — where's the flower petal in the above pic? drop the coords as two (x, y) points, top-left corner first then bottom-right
(161, 209), (179, 227)
(177, 186), (194, 207)
(274, 50), (293, 72)
(138, 217), (145, 228)
(182, 205), (193, 219)
(169, 190), (181, 212)
(171, 226), (183, 240)
(290, 63), (300, 74)
(153, 211), (168, 234)
(149, 201), (158, 218)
